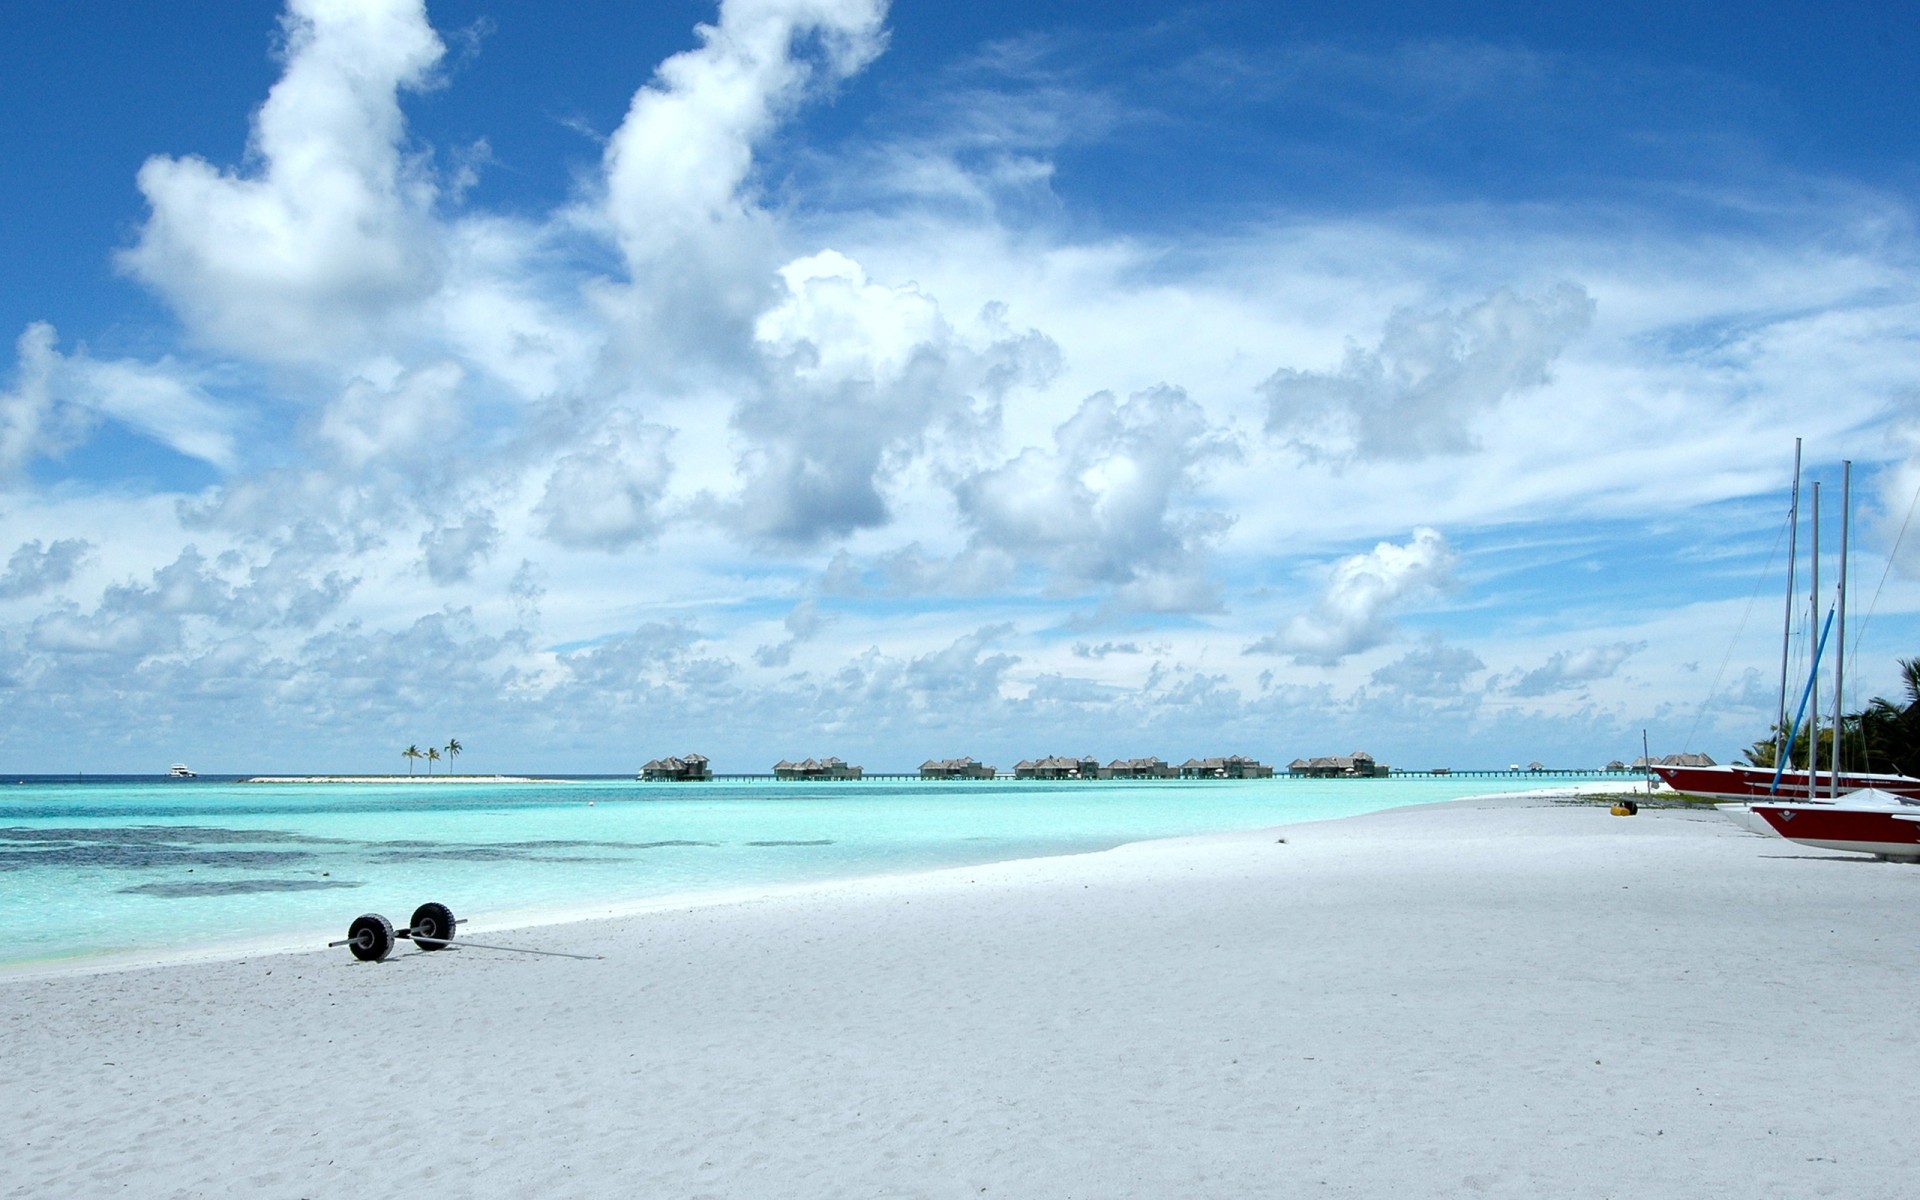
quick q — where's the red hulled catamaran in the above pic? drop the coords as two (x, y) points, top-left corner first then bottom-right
(1652, 761), (1920, 804)
(1748, 788), (1920, 862)
(1659, 452), (1920, 856)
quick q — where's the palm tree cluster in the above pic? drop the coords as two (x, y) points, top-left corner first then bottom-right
(402, 739), (463, 776)
(1742, 658), (1920, 776)
(1855, 659), (1920, 777)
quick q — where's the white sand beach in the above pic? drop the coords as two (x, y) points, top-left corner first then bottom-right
(5, 793), (1918, 1198)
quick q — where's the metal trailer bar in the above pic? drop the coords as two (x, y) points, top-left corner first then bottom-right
(409, 933), (601, 960)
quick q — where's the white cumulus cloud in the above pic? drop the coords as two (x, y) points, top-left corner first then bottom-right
(1248, 527), (1455, 665)
(535, 412), (676, 550)
(600, 0), (888, 273)
(1505, 640), (1647, 696)
(122, 0), (447, 361)
(420, 510), (501, 585)
(1263, 283), (1594, 462)
(0, 539), (92, 601)
(317, 359), (465, 470)
(957, 385), (1233, 605)
(732, 249), (1056, 542)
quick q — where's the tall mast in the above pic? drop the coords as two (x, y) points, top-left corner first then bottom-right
(1832, 461), (1851, 798)
(1809, 482), (1821, 789)
(1776, 439), (1802, 769)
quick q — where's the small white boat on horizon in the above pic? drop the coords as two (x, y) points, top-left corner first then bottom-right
(169, 763), (195, 778)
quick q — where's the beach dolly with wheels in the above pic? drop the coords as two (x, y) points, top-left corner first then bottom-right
(332, 902), (462, 962)
(329, 901), (602, 962)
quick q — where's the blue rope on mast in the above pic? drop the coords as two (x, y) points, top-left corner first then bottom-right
(1771, 605), (1835, 796)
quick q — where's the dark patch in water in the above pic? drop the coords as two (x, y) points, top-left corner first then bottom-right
(0, 826), (340, 872)
(0, 846), (313, 871)
(490, 839), (604, 850)
(746, 839), (834, 847)
(489, 839), (716, 851)
(370, 838), (717, 863)
(371, 846), (527, 863)
(0, 825), (344, 846)
(120, 878), (365, 898)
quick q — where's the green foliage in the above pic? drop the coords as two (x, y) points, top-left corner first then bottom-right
(1751, 657), (1920, 777)
(1853, 658), (1920, 776)
(1744, 722), (1862, 772)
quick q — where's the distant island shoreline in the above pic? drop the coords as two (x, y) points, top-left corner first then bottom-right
(238, 775), (572, 785)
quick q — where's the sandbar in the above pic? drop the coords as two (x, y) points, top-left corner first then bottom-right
(4, 792), (1916, 1197)
(238, 774), (573, 784)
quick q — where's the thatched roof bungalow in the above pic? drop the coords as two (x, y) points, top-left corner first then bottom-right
(1102, 757), (1175, 779)
(1014, 755), (1100, 780)
(921, 757), (996, 780)
(1178, 755), (1276, 779)
(639, 753), (711, 782)
(773, 757), (863, 780)
(1628, 752), (1715, 770)
(1288, 751), (1384, 778)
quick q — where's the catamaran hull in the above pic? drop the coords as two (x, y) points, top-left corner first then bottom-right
(1750, 804), (1920, 861)
(1654, 764), (1920, 803)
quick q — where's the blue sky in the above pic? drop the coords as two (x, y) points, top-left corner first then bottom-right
(2, 0), (1917, 773)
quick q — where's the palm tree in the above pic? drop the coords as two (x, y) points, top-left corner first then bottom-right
(1854, 656), (1920, 776)
(1760, 656), (1920, 777)
(427, 747), (441, 775)
(403, 745), (423, 776)
(445, 738), (462, 775)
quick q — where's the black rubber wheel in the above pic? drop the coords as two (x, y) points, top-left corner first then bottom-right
(347, 913), (395, 962)
(409, 901), (456, 950)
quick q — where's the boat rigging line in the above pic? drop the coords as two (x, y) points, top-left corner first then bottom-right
(1809, 480), (1821, 791)
(1771, 605), (1835, 797)
(1775, 438), (1802, 768)
(1831, 461), (1851, 798)
(1681, 455), (1795, 754)
(1845, 458), (1920, 681)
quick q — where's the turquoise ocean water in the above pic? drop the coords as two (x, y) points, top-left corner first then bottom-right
(0, 774), (1602, 969)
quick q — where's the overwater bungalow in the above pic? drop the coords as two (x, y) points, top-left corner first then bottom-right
(1286, 752), (1384, 778)
(1102, 757), (1175, 779)
(1014, 755), (1101, 780)
(773, 757), (863, 780)
(920, 757), (996, 780)
(1628, 752), (1716, 770)
(639, 753), (711, 782)
(1178, 755), (1276, 779)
